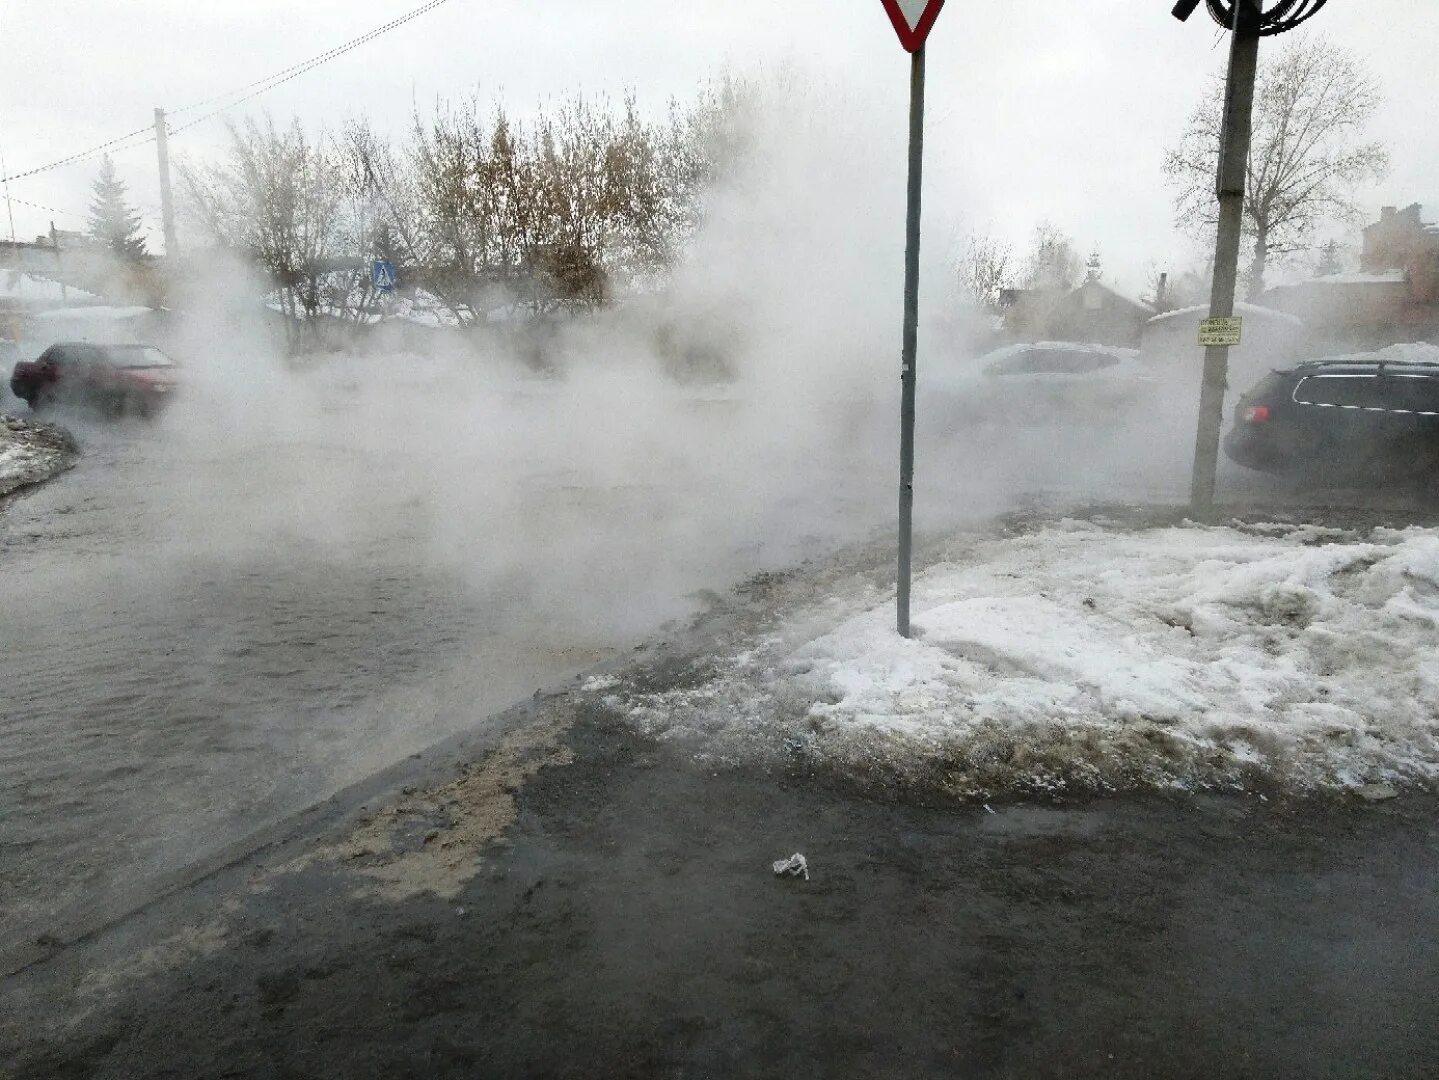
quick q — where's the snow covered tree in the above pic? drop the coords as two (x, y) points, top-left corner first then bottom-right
(88, 155), (147, 261)
(954, 232), (1013, 311)
(1163, 36), (1388, 300)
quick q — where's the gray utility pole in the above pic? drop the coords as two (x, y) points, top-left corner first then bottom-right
(154, 108), (180, 259)
(1189, 0), (1261, 518)
(896, 44), (926, 638)
(0, 146), (15, 243)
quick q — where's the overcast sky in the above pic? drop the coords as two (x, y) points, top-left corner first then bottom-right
(1, 0), (1434, 292)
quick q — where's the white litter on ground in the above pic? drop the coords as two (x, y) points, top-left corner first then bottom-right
(772, 853), (810, 880)
(610, 521), (1439, 796)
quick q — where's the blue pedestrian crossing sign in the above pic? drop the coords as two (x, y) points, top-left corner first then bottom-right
(371, 259), (397, 292)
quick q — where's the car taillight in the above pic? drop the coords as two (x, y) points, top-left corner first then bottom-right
(1244, 404), (1270, 423)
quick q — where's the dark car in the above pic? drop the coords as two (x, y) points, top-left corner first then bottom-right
(1224, 353), (1439, 480)
(10, 342), (179, 417)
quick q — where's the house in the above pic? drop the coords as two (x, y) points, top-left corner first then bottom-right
(1263, 204), (1439, 348)
(999, 259), (1155, 346)
(0, 270), (104, 345)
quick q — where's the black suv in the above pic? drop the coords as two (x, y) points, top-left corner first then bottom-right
(1225, 353), (1439, 479)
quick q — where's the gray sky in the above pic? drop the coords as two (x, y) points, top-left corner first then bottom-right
(1, 0), (1434, 292)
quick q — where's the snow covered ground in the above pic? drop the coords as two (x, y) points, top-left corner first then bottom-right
(0, 415), (77, 498)
(602, 520), (1439, 797)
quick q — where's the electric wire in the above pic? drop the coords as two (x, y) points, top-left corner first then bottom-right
(169, 0), (452, 120)
(0, 0), (455, 184)
(0, 127), (157, 186)
(8, 195), (81, 219)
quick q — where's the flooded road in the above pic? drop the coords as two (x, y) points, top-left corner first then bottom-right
(0, 366), (897, 965)
(0, 423), (620, 959)
(3, 357), (1426, 970)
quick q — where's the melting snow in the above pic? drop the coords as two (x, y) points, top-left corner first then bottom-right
(613, 522), (1439, 796)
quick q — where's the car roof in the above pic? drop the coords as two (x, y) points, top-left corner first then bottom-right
(1289, 358), (1439, 376)
(51, 341), (157, 349)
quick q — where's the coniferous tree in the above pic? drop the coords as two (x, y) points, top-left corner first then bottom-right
(1314, 240), (1343, 278)
(88, 155), (148, 260)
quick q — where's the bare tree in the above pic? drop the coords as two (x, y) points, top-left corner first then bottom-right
(1021, 221), (1082, 293)
(180, 116), (345, 348)
(1163, 35), (1389, 299)
(954, 233), (1013, 311)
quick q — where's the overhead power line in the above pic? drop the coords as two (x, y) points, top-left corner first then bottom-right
(4, 195), (82, 220)
(0, 0), (456, 184)
(170, 0), (454, 124)
(0, 126), (156, 187)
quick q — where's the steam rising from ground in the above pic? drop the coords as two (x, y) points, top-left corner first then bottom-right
(145, 73), (1209, 650)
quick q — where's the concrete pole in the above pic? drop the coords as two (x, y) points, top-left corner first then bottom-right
(1190, 0), (1261, 518)
(0, 146), (15, 243)
(51, 221), (67, 302)
(154, 108), (180, 260)
(897, 45), (926, 638)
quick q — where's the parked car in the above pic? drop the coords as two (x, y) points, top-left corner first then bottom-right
(10, 342), (180, 417)
(933, 341), (1155, 425)
(1224, 351), (1439, 480)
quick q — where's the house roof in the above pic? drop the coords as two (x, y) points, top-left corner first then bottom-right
(1146, 300), (1303, 329)
(1078, 278), (1155, 314)
(0, 271), (101, 307)
(1305, 269), (1407, 286)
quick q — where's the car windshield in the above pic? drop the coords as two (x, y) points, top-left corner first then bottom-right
(105, 346), (175, 370)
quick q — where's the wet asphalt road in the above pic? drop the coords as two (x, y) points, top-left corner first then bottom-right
(3, 368), (1434, 977)
(6, 680), (1437, 1079)
(0, 412), (613, 960)
(0, 369), (900, 968)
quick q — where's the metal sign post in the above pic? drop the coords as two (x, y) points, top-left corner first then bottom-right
(880, 0), (945, 638)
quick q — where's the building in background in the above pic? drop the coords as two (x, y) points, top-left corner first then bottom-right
(999, 256), (1156, 347)
(1264, 204), (1439, 349)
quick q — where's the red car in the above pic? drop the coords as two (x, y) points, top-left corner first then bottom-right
(10, 342), (179, 417)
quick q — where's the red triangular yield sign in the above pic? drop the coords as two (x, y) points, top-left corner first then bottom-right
(880, 0), (945, 52)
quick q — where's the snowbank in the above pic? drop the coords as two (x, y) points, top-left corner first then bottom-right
(0, 415), (77, 498)
(606, 521), (1439, 797)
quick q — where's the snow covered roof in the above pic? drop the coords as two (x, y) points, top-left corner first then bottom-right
(0, 271), (101, 307)
(1306, 269), (1407, 286)
(1080, 279), (1155, 314)
(33, 305), (158, 322)
(1146, 301), (1303, 329)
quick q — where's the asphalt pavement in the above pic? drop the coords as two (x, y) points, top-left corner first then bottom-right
(5, 616), (1438, 1080)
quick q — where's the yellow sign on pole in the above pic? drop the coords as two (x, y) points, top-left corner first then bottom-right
(1198, 316), (1243, 347)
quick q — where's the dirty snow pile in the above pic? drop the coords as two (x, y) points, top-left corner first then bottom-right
(609, 521), (1439, 796)
(0, 415), (76, 498)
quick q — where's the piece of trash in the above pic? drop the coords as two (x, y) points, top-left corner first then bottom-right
(1352, 782), (1399, 802)
(983, 804), (996, 815)
(772, 853), (809, 881)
